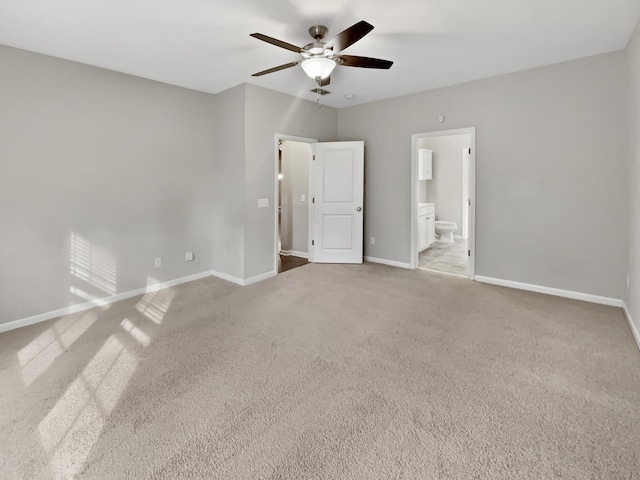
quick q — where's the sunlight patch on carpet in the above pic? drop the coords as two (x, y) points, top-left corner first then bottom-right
(38, 335), (137, 479)
(135, 276), (175, 324)
(121, 318), (151, 347)
(18, 312), (98, 386)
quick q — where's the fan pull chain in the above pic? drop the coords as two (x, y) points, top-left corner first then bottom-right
(314, 79), (322, 109)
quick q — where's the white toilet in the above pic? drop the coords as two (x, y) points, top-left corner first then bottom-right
(435, 221), (457, 243)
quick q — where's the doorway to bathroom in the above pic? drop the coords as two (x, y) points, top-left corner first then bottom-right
(410, 128), (476, 278)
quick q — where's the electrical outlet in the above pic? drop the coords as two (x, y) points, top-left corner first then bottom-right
(370, 237), (375, 245)
(301, 194), (305, 202)
(154, 258), (161, 268)
(185, 251), (194, 262)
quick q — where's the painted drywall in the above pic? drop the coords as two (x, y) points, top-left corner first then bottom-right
(418, 134), (471, 236)
(211, 84), (246, 280)
(0, 45), (217, 324)
(627, 19), (640, 331)
(338, 52), (629, 299)
(280, 141), (311, 255)
(243, 84), (337, 279)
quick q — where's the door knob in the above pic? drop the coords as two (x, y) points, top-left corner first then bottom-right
(356, 207), (362, 211)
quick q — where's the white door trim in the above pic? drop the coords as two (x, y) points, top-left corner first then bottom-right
(410, 127), (476, 279)
(461, 147), (470, 240)
(274, 134), (316, 274)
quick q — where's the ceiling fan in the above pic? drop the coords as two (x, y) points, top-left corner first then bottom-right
(250, 20), (393, 87)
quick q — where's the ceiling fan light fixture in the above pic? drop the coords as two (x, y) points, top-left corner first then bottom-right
(301, 57), (336, 79)
(250, 21), (393, 83)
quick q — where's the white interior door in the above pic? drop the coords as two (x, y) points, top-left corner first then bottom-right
(462, 147), (470, 240)
(310, 141), (364, 264)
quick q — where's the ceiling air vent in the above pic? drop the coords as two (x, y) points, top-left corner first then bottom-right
(310, 88), (331, 95)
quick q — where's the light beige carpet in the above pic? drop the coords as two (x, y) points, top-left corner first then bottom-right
(1, 263), (639, 479)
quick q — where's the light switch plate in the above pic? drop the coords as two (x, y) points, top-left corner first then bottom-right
(258, 198), (269, 208)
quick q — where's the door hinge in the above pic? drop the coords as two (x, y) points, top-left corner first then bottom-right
(312, 155), (315, 161)
(312, 197), (315, 203)
(468, 199), (471, 206)
(468, 250), (471, 257)
(312, 240), (315, 246)
(467, 148), (471, 154)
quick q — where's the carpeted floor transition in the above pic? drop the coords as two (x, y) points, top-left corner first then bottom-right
(1, 262), (639, 479)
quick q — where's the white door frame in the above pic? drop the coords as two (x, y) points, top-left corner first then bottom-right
(410, 127), (476, 279)
(461, 147), (470, 240)
(274, 134), (317, 273)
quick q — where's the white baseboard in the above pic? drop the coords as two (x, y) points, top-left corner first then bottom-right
(210, 269), (245, 286)
(0, 270), (215, 334)
(622, 302), (640, 352)
(210, 269), (276, 286)
(474, 275), (624, 307)
(279, 250), (309, 259)
(1, 266), (282, 334)
(364, 256), (412, 269)
(243, 270), (277, 286)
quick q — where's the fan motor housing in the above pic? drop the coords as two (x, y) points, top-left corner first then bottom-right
(308, 25), (328, 40)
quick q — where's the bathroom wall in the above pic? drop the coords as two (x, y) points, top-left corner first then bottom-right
(418, 134), (471, 237)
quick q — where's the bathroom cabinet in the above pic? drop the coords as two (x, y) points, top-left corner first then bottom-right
(418, 149), (433, 180)
(418, 204), (436, 251)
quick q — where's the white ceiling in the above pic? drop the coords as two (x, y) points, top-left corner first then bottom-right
(1, 0), (639, 108)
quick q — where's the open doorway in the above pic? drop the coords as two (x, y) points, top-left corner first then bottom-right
(410, 128), (476, 278)
(274, 135), (366, 273)
(275, 135), (315, 273)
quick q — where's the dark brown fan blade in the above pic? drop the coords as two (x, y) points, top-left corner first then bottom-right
(335, 55), (393, 69)
(252, 62), (299, 77)
(317, 76), (331, 87)
(250, 33), (304, 53)
(324, 21), (374, 52)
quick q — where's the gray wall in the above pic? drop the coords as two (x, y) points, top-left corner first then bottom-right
(0, 48), (337, 325)
(280, 141), (311, 255)
(211, 84), (246, 279)
(419, 134), (471, 236)
(0, 45), (217, 324)
(338, 52), (629, 299)
(2, 38), (636, 326)
(243, 84), (337, 279)
(627, 20), (640, 331)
